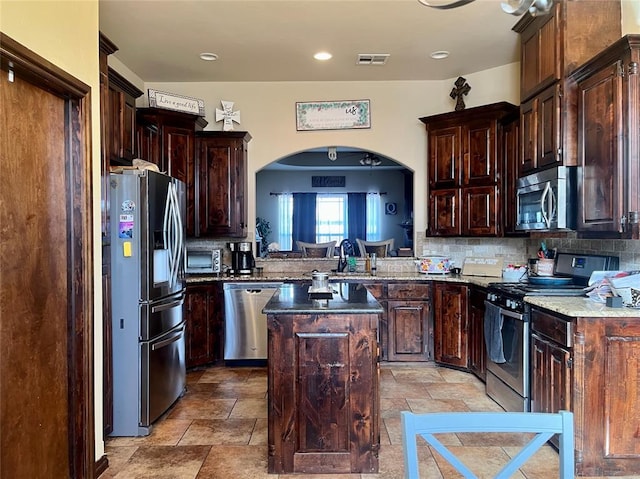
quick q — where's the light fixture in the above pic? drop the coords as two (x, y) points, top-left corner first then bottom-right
(430, 50), (450, 60)
(360, 153), (382, 167)
(199, 52), (218, 61)
(328, 146), (338, 161)
(314, 51), (333, 61)
(417, 0), (553, 16)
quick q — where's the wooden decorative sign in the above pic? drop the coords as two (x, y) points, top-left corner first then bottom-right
(296, 100), (371, 131)
(148, 89), (205, 116)
(312, 176), (345, 187)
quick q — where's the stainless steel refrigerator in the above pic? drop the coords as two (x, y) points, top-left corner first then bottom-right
(109, 169), (186, 436)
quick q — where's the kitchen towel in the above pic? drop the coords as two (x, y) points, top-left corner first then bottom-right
(484, 302), (506, 363)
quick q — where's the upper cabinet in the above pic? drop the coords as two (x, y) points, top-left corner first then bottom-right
(513, 0), (621, 175)
(570, 35), (640, 236)
(136, 108), (208, 236)
(421, 102), (518, 237)
(195, 132), (251, 238)
(108, 68), (142, 165)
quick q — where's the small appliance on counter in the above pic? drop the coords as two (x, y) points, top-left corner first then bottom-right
(186, 248), (221, 274)
(228, 241), (256, 275)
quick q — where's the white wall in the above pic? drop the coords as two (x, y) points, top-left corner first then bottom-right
(142, 62), (520, 241)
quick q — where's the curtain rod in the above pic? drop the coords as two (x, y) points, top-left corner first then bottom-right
(269, 191), (387, 196)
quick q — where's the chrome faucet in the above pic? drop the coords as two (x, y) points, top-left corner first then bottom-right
(337, 239), (353, 272)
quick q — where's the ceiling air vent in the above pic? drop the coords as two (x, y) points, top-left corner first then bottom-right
(356, 53), (390, 66)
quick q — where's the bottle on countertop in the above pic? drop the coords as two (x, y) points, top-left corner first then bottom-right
(365, 254), (371, 273)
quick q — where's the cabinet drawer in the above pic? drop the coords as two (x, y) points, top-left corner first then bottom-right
(363, 283), (384, 300)
(388, 283), (430, 300)
(531, 308), (572, 347)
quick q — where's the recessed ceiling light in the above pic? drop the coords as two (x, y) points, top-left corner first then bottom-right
(430, 50), (450, 60)
(314, 51), (333, 61)
(199, 52), (218, 61)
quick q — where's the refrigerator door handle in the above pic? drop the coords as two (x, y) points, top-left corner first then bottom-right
(151, 294), (185, 314)
(167, 182), (183, 288)
(151, 325), (185, 351)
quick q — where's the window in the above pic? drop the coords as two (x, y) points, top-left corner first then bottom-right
(278, 193), (383, 250)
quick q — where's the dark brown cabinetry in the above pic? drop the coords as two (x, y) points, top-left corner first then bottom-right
(502, 115), (521, 235)
(195, 131), (251, 237)
(513, 0), (621, 175)
(136, 108), (207, 235)
(433, 282), (468, 368)
(108, 68), (142, 165)
(571, 35), (640, 235)
(468, 286), (486, 381)
(529, 305), (640, 476)
(185, 283), (224, 368)
(386, 283), (431, 362)
(421, 102), (518, 237)
(267, 310), (379, 474)
(363, 282), (431, 362)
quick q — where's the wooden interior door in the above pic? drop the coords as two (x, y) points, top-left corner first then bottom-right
(0, 33), (93, 478)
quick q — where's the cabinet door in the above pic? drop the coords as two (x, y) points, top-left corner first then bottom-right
(577, 60), (624, 233)
(433, 283), (468, 368)
(503, 118), (520, 234)
(136, 122), (160, 166)
(519, 11), (559, 102)
(530, 334), (571, 414)
(537, 84), (562, 169)
(197, 135), (248, 237)
(429, 125), (462, 188)
(463, 186), (499, 236)
(530, 334), (550, 413)
(468, 287), (486, 381)
(463, 119), (497, 187)
(520, 97), (537, 175)
(164, 125), (196, 235)
(429, 188), (461, 236)
(185, 284), (222, 368)
(387, 300), (430, 361)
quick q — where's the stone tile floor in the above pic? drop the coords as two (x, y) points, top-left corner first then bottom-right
(102, 363), (635, 478)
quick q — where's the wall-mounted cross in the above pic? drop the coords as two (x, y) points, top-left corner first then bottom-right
(450, 76), (471, 111)
(215, 100), (241, 131)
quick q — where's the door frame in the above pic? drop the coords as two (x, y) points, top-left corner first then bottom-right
(1, 33), (95, 478)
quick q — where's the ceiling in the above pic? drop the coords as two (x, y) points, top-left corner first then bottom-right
(99, 0), (525, 83)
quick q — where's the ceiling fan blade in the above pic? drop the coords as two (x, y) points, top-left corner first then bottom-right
(417, 0), (476, 10)
(501, 0), (553, 16)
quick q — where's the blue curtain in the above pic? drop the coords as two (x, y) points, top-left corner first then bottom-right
(292, 193), (317, 249)
(348, 193), (367, 254)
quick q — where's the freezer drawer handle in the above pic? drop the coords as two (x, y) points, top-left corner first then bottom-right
(152, 328), (184, 351)
(151, 296), (185, 313)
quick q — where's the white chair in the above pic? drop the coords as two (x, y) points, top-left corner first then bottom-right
(401, 410), (574, 479)
(296, 240), (336, 258)
(355, 238), (394, 258)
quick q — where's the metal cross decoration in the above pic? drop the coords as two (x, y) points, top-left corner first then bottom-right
(215, 100), (241, 131)
(450, 76), (471, 111)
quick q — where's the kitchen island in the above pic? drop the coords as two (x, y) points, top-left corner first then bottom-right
(264, 282), (383, 475)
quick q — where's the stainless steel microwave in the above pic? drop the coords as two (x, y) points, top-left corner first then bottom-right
(186, 249), (221, 274)
(516, 166), (577, 231)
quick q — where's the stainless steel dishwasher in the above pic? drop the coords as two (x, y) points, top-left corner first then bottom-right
(223, 282), (283, 360)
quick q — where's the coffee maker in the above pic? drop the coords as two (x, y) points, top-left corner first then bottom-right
(228, 241), (255, 275)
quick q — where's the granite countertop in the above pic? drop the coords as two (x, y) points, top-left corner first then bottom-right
(186, 271), (498, 288)
(525, 296), (640, 318)
(262, 282), (385, 315)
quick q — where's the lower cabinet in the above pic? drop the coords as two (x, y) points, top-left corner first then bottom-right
(433, 282), (469, 368)
(363, 282), (432, 361)
(185, 283), (224, 368)
(468, 286), (486, 381)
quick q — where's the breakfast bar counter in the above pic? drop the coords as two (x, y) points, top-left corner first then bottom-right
(263, 282), (383, 475)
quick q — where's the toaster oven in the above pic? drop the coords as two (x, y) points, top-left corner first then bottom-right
(186, 249), (221, 274)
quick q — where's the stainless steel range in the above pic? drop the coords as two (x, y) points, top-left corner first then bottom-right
(484, 252), (619, 412)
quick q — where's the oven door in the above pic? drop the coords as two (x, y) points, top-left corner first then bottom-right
(485, 303), (529, 405)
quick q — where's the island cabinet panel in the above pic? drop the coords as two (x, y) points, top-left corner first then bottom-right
(433, 282), (468, 368)
(268, 313), (379, 474)
(386, 283), (432, 361)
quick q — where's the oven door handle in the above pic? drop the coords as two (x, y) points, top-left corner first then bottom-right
(485, 301), (524, 321)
